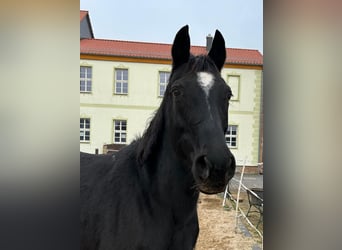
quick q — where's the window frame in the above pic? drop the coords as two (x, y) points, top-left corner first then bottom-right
(158, 71), (170, 97)
(225, 125), (238, 148)
(227, 74), (240, 101)
(113, 119), (127, 144)
(114, 68), (129, 95)
(80, 118), (91, 142)
(80, 66), (92, 93)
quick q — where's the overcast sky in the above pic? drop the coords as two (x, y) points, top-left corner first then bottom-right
(80, 0), (263, 53)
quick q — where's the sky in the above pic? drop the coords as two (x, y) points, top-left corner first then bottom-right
(80, 0), (263, 53)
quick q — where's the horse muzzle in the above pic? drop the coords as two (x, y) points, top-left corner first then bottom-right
(193, 153), (236, 194)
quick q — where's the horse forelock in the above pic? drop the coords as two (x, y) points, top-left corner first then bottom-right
(169, 55), (219, 83)
(189, 55), (218, 73)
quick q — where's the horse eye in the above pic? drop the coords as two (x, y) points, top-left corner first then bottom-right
(172, 89), (181, 97)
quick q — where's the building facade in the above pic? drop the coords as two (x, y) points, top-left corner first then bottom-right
(80, 11), (263, 168)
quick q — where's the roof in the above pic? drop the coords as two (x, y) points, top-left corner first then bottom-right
(80, 10), (94, 39)
(80, 38), (263, 66)
(80, 10), (88, 21)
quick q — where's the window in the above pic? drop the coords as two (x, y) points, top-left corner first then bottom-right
(80, 118), (90, 142)
(225, 125), (238, 148)
(80, 66), (92, 92)
(115, 69), (128, 94)
(113, 120), (127, 144)
(227, 75), (240, 101)
(159, 72), (170, 96)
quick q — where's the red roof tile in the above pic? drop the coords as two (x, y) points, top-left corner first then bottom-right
(80, 10), (88, 21)
(80, 38), (263, 66)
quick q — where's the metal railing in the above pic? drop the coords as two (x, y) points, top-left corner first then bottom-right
(222, 159), (263, 241)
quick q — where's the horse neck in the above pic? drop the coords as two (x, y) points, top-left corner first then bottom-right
(137, 101), (199, 201)
(138, 118), (199, 215)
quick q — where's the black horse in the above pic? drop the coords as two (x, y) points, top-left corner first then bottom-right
(81, 25), (236, 250)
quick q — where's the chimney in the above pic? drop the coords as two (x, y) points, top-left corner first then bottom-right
(206, 34), (213, 51)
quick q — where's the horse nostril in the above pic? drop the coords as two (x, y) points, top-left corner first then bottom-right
(230, 155), (236, 169)
(228, 155), (235, 167)
(195, 155), (211, 181)
(226, 155), (236, 180)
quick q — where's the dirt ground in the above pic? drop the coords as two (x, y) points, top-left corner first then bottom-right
(195, 194), (262, 250)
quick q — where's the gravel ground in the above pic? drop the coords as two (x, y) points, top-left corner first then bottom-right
(195, 194), (262, 250)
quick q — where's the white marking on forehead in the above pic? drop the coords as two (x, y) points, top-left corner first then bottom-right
(197, 72), (215, 97)
(197, 72), (215, 120)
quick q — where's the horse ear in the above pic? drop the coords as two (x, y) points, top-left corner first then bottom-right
(172, 25), (190, 68)
(208, 30), (226, 71)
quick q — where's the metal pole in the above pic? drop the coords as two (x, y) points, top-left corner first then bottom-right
(235, 157), (247, 232)
(222, 184), (229, 207)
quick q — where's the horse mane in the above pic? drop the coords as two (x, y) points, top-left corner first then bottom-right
(136, 54), (218, 166)
(136, 101), (165, 166)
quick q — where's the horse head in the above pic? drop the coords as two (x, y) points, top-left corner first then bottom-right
(166, 25), (236, 194)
